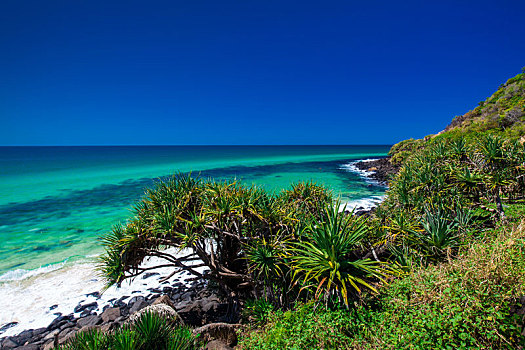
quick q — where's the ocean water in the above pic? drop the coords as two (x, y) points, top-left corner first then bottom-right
(0, 145), (388, 335)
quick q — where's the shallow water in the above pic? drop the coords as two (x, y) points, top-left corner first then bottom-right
(0, 145), (388, 336)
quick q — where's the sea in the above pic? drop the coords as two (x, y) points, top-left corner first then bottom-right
(0, 145), (389, 336)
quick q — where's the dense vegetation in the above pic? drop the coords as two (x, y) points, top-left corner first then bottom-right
(97, 70), (525, 349)
(58, 311), (197, 350)
(99, 177), (393, 310)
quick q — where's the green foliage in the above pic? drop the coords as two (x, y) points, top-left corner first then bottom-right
(358, 220), (525, 349)
(58, 312), (197, 350)
(99, 175), (333, 297)
(240, 219), (525, 349)
(416, 206), (459, 256)
(99, 175), (397, 308)
(290, 204), (392, 306)
(243, 298), (275, 325)
(238, 303), (356, 350)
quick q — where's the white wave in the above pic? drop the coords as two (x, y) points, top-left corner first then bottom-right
(339, 158), (387, 186)
(339, 196), (385, 212)
(0, 261), (68, 283)
(0, 248), (205, 338)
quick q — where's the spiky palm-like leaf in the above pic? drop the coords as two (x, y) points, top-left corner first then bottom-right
(290, 203), (391, 307)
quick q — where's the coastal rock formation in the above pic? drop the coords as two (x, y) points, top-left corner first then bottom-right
(354, 157), (400, 185)
(0, 279), (233, 349)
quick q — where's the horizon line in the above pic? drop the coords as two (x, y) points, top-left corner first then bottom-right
(0, 143), (394, 147)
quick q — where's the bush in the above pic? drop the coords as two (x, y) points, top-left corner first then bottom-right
(58, 311), (197, 350)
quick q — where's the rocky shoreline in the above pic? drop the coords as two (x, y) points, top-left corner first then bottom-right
(353, 157), (399, 186)
(0, 157), (400, 350)
(0, 277), (238, 350)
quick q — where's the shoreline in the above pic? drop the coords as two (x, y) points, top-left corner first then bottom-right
(0, 156), (397, 348)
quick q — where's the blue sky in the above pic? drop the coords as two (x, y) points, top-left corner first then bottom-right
(1, 0), (524, 145)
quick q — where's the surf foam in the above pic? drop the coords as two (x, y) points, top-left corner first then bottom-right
(0, 248), (205, 338)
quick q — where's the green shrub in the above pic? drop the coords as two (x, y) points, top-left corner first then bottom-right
(58, 312), (197, 350)
(238, 303), (357, 350)
(357, 220), (525, 349)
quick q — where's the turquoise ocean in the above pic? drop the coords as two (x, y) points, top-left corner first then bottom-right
(0, 145), (389, 335)
(0, 145), (389, 276)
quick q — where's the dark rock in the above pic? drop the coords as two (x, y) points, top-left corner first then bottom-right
(129, 298), (148, 314)
(80, 309), (95, 318)
(178, 298), (229, 326)
(0, 321), (18, 333)
(58, 328), (76, 345)
(353, 157), (400, 186)
(32, 327), (47, 338)
(175, 300), (190, 310)
(128, 296), (145, 305)
(202, 299), (220, 313)
(85, 291), (101, 298)
(46, 315), (69, 331)
(1, 337), (19, 348)
(142, 272), (160, 279)
(17, 344), (41, 350)
(117, 295), (130, 303)
(77, 315), (102, 328)
(181, 291), (195, 301)
(59, 321), (75, 331)
(49, 304), (58, 310)
(152, 295), (177, 309)
(148, 287), (162, 294)
(74, 301), (98, 313)
(43, 329), (60, 341)
(101, 307), (121, 323)
(162, 286), (173, 293)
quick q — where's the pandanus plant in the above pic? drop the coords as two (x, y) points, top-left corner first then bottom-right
(98, 174), (334, 301)
(290, 203), (393, 307)
(414, 207), (459, 258)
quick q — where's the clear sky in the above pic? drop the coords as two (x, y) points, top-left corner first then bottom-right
(1, 0), (524, 145)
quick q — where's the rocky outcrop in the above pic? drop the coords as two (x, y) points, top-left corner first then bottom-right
(354, 157), (400, 185)
(193, 322), (242, 347)
(0, 279), (235, 349)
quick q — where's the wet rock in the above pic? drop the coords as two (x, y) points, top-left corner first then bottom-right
(0, 321), (18, 333)
(85, 291), (101, 298)
(354, 157), (400, 186)
(74, 301), (98, 313)
(46, 315), (72, 331)
(80, 309), (95, 317)
(142, 272), (160, 279)
(49, 304), (58, 310)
